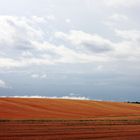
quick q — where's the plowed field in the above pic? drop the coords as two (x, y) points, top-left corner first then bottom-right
(0, 98), (140, 139)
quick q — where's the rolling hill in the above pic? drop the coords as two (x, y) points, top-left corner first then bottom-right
(0, 98), (140, 120)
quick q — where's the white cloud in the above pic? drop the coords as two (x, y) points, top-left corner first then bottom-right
(109, 29), (140, 61)
(31, 74), (47, 79)
(1, 16), (112, 68)
(109, 14), (128, 22)
(104, 14), (129, 29)
(0, 1), (139, 100)
(0, 16), (44, 51)
(31, 74), (39, 78)
(69, 92), (80, 96)
(0, 80), (9, 88)
(105, 0), (140, 7)
(65, 18), (71, 23)
(41, 74), (47, 78)
(115, 29), (140, 41)
(46, 15), (56, 21)
(32, 16), (46, 23)
(55, 30), (113, 53)
(0, 95), (89, 100)
(0, 16), (140, 70)
(0, 58), (24, 68)
(60, 96), (89, 100)
(54, 29), (140, 63)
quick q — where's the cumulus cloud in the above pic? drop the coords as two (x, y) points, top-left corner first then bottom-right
(0, 16), (78, 68)
(0, 16), (112, 68)
(0, 80), (10, 88)
(0, 16), (44, 50)
(55, 30), (113, 53)
(65, 18), (71, 23)
(115, 29), (140, 41)
(105, 0), (140, 7)
(104, 14), (129, 29)
(31, 74), (47, 79)
(60, 96), (89, 100)
(0, 15), (140, 70)
(113, 29), (140, 59)
(0, 58), (23, 68)
(55, 29), (140, 62)
(41, 74), (47, 78)
(31, 74), (39, 78)
(109, 14), (128, 22)
(46, 15), (56, 21)
(0, 0), (139, 100)
(0, 95), (89, 100)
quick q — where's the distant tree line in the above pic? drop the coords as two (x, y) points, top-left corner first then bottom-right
(127, 101), (140, 104)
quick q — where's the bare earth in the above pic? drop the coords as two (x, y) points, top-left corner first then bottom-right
(0, 98), (140, 140)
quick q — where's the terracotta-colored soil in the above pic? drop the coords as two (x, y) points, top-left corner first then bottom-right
(0, 98), (140, 139)
(0, 98), (140, 120)
(0, 120), (140, 140)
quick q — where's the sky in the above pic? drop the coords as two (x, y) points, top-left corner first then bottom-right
(0, 0), (140, 101)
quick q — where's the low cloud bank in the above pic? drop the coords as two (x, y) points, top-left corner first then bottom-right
(0, 95), (89, 100)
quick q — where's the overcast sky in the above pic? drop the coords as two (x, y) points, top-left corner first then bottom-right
(0, 0), (140, 101)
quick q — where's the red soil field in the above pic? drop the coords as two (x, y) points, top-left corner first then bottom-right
(0, 98), (140, 140)
(0, 120), (140, 140)
(0, 98), (140, 120)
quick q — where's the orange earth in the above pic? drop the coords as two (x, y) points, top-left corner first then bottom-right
(0, 98), (140, 140)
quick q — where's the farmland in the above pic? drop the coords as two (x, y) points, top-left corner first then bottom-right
(0, 98), (140, 139)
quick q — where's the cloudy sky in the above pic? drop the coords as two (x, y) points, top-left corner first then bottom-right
(0, 0), (140, 101)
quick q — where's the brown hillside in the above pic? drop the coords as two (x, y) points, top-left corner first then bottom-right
(0, 98), (140, 120)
